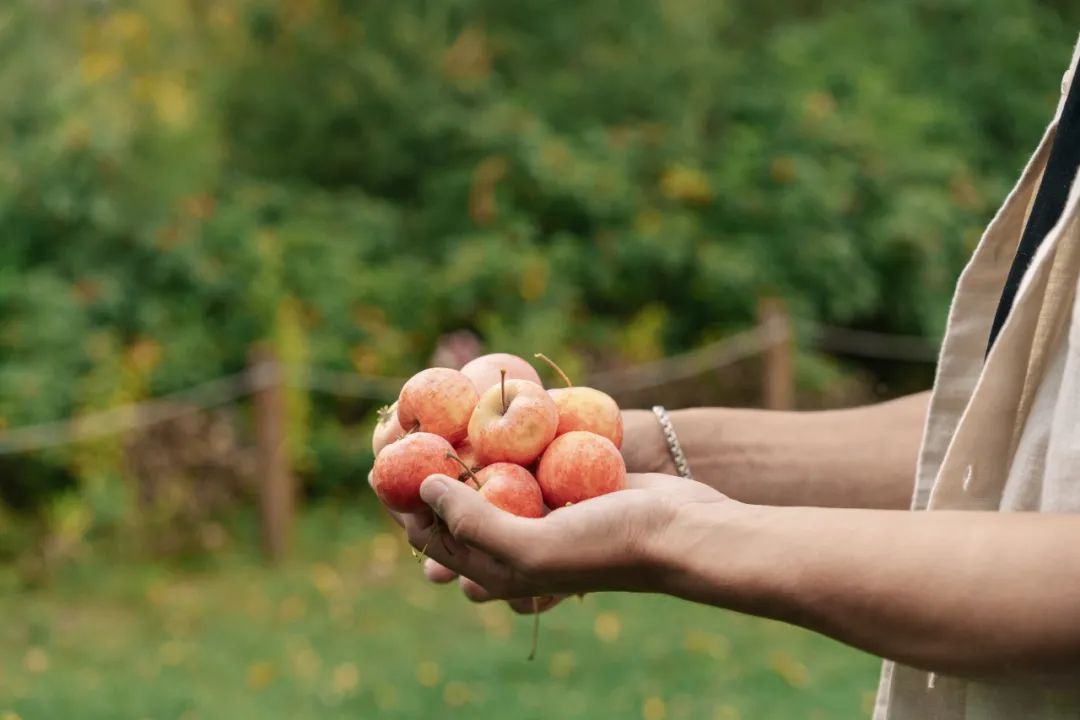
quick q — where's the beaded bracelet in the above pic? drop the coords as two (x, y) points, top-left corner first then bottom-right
(651, 405), (694, 480)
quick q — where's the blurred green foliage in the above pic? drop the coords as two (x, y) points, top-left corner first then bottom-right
(0, 0), (1077, 511)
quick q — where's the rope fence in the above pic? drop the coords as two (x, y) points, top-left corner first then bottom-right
(0, 312), (941, 457)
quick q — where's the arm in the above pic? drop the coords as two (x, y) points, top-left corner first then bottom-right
(623, 391), (930, 509)
(663, 503), (1080, 680)
(407, 473), (1080, 680)
(421, 392), (930, 597)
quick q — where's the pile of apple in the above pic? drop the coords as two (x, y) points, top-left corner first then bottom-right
(370, 352), (626, 523)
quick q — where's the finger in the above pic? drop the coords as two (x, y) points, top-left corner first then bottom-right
(423, 558), (458, 584)
(403, 513), (523, 597)
(506, 595), (563, 615)
(459, 576), (491, 602)
(419, 475), (537, 561)
(459, 576), (561, 615)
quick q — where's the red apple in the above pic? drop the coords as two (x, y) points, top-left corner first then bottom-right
(371, 432), (460, 514)
(460, 353), (543, 394)
(451, 439), (482, 481)
(533, 352), (623, 447)
(398, 367), (478, 444)
(547, 386), (623, 448)
(470, 463), (544, 518)
(371, 401), (405, 455)
(468, 377), (559, 466)
(536, 431), (626, 507)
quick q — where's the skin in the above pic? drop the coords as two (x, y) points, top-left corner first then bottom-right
(396, 392), (1080, 679)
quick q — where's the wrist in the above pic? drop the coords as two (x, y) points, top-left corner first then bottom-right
(621, 409), (678, 475)
(655, 500), (798, 620)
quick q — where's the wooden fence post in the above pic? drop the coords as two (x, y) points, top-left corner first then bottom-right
(249, 344), (294, 563)
(758, 297), (795, 410)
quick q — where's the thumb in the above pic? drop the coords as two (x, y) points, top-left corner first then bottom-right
(420, 474), (531, 559)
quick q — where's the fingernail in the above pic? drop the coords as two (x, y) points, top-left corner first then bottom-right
(420, 476), (449, 508)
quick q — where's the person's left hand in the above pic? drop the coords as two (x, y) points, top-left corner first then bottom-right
(402, 472), (730, 601)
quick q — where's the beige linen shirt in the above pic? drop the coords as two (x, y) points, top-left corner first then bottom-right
(875, 36), (1080, 719)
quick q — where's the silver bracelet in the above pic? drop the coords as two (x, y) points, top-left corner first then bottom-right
(651, 405), (694, 480)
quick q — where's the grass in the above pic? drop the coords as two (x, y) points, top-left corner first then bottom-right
(0, 500), (880, 720)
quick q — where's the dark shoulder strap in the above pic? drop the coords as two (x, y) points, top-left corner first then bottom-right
(986, 67), (1080, 355)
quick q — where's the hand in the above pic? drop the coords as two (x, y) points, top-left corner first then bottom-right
(371, 469), (566, 612)
(403, 472), (730, 600)
(387, 409), (677, 604)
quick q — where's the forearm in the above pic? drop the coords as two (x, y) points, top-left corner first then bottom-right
(660, 503), (1080, 680)
(657, 393), (929, 509)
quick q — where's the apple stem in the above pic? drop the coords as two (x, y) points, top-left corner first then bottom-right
(533, 353), (573, 387)
(500, 368), (508, 414)
(528, 597), (540, 661)
(417, 518), (453, 562)
(445, 452), (479, 485)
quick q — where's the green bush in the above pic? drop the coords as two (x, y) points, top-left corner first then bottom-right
(0, 0), (1077, 512)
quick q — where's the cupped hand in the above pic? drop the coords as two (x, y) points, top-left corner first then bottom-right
(402, 472), (728, 601)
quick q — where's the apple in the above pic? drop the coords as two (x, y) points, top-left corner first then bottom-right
(547, 386), (623, 448)
(534, 354), (623, 448)
(451, 439), (482, 480)
(460, 353), (543, 394)
(398, 367), (478, 444)
(473, 462), (545, 518)
(371, 432), (460, 514)
(468, 374), (558, 465)
(536, 431), (626, 507)
(371, 401), (405, 455)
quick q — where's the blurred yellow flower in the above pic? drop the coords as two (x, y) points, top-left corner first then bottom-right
(769, 650), (810, 689)
(374, 683), (400, 710)
(331, 662), (360, 694)
(23, 647), (49, 674)
(1, 713), (22, 720)
(682, 629), (730, 659)
(476, 602), (511, 639)
(593, 611), (621, 643)
(642, 696), (667, 720)
(246, 661), (277, 690)
(290, 646), (321, 681)
(769, 156), (797, 185)
(714, 705), (742, 720)
(803, 91), (836, 123)
(416, 660), (441, 688)
(310, 563), (343, 597)
(278, 595), (307, 622)
(519, 256), (550, 302)
(442, 681), (471, 708)
(548, 650), (576, 680)
(79, 52), (122, 83)
(660, 165), (712, 205)
(442, 26), (491, 90)
(634, 208), (664, 235)
(103, 11), (148, 45)
(150, 78), (193, 131)
(159, 641), (189, 667)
